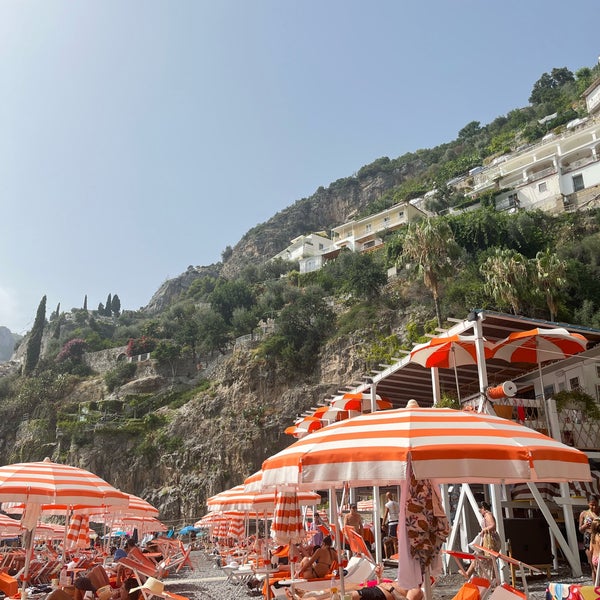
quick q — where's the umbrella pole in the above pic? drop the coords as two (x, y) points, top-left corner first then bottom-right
(451, 346), (462, 402)
(330, 486), (345, 598)
(21, 527), (36, 600)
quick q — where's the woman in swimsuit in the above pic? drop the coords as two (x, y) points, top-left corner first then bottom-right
(284, 563), (423, 600)
(297, 535), (337, 579)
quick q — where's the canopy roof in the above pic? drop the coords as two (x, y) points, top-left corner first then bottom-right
(359, 311), (600, 408)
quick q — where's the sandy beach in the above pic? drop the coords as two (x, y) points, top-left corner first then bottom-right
(161, 551), (594, 600)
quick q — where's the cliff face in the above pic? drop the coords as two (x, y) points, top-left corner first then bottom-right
(4, 331), (372, 523)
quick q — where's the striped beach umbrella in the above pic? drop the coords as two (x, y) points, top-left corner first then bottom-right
(284, 416), (326, 438)
(207, 483), (320, 513)
(0, 513), (22, 536)
(409, 334), (493, 369)
(66, 512), (90, 549)
(490, 327), (587, 364)
(261, 403), (591, 489)
(330, 392), (393, 413)
(0, 458), (127, 594)
(0, 458), (128, 508)
(271, 490), (304, 545)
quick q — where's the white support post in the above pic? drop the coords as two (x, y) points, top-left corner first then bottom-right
(431, 368), (441, 405)
(471, 314), (490, 413)
(527, 483), (582, 576)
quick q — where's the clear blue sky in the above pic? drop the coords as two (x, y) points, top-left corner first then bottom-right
(1, 1), (599, 334)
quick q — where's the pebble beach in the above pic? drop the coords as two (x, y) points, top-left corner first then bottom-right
(161, 551), (594, 600)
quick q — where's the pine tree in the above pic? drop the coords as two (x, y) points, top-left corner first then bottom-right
(24, 295), (46, 375)
(111, 294), (121, 317)
(105, 293), (112, 317)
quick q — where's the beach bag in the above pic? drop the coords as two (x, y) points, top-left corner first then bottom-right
(482, 531), (501, 552)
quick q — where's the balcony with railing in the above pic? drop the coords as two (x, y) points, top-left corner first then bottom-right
(560, 154), (598, 175)
(526, 165), (557, 183)
(462, 393), (600, 451)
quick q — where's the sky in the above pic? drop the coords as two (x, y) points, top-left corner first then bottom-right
(1, 1), (599, 335)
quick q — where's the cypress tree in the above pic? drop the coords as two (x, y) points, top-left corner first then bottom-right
(111, 294), (121, 317)
(106, 293), (112, 317)
(98, 302), (105, 314)
(52, 303), (62, 339)
(24, 295), (46, 375)
(83, 295), (88, 311)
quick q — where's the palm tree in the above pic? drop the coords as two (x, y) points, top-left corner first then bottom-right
(400, 218), (460, 327)
(534, 248), (567, 321)
(480, 248), (528, 315)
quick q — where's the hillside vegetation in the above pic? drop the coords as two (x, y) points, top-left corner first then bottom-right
(2, 63), (600, 526)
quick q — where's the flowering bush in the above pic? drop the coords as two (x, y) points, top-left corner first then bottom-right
(126, 336), (157, 357)
(56, 338), (87, 363)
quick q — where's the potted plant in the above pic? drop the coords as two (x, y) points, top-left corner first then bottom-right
(435, 393), (460, 409)
(554, 389), (600, 420)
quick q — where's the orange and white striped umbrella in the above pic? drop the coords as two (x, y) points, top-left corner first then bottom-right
(0, 458), (128, 508)
(208, 483), (320, 513)
(66, 512), (90, 549)
(120, 516), (167, 534)
(261, 403), (591, 488)
(227, 513), (246, 539)
(490, 327), (587, 364)
(330, 392), (393, 413)
(311, 406), (349, 422)
(284, 416), (326, 438)
(409, 334), (493, 368)
(271, 490), (304, 545)
(0, 513), (22, 535)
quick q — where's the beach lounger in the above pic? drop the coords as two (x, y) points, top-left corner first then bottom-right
(270, 556), (375, 598)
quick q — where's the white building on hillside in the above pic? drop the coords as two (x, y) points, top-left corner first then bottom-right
(271, 232), (333, 274)
(471, 115), (600, 213)
(331, 202), (426, 253)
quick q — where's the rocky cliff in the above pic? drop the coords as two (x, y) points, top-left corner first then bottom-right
(4, 325), (378, 525)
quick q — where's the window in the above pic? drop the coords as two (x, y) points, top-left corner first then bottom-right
(569, 376), (580, 390)
(596, 364), (600, 378)
(543, 383), (555, 399)
(573, 174), (585, 192)
(538, 182), (547, 193)
(398, 211), (404, 219)
(365, 224), (372, 233)
(318, 243), (324, 250)
(383, 217), (390, 227)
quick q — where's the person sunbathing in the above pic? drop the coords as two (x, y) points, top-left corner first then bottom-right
(285, 564), (423, 600)
(285, 580), (423, 600)
(297, 535), (336, 579)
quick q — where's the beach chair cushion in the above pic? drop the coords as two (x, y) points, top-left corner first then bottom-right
(451, 582), (481, 600)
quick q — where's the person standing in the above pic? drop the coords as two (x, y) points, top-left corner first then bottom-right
(343, 504), (364, 557)
(382, 492), (399, 556)
(466, 501), (501, 579)
(589, 519), (600, 584)
(579, 496), (599, 569)
(343, 504), (364, 537)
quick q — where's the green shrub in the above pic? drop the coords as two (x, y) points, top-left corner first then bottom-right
(104, 362), (137, 392)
